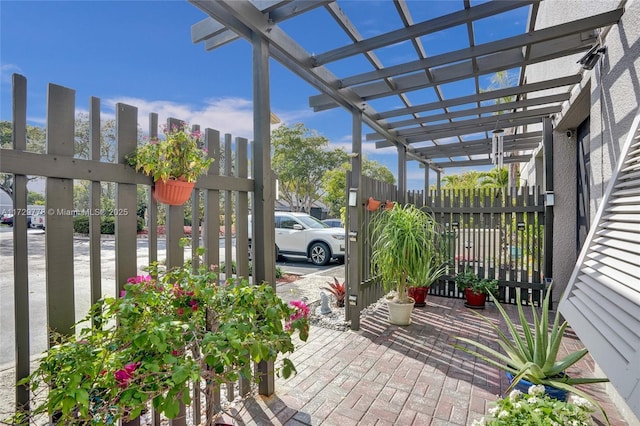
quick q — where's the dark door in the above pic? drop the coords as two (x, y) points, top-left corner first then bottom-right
(576, 117), (591, 251)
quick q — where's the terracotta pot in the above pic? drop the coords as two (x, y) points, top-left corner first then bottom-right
(464, 288), (487, 309)
(408, 286), (428, 307)
(384, 200), (395, 210)
(153, 178), (195, 205)
(367, 197), (381, 211)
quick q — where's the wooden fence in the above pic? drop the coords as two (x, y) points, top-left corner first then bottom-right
(345, 173), (395, 330)
(414, 186), (548, 306)
(346, 175), (549, 330)
(0, 75), (255, 424)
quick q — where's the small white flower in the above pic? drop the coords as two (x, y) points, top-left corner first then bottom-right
(514, 402), (522, 409)
(534, 408), (542, 414)
(488, 407), (499, 415)
(498, 410), (509, 419)
(528, 384), (546, 396)
(527, 396), (538, 404)
(569, 395), (593, 409)
(471, 418), (485, 426)
(508, 389), (522, 401)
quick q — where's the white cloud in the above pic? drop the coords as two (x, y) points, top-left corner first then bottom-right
(329, 133), (396, 155)
(103, 96), (287, 139)
(1, 64), (23, 84)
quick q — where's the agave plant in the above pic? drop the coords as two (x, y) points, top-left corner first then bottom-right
(452, 283), (610, 424)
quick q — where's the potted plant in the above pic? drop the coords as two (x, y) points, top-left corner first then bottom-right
(127, 122), (213, 205)
(11, 249), (309, 424)
(473, 384), (597, 425)
(370, 203), (447, 325)
(454, 267), (498, 309)
(452, 283), (610, 423)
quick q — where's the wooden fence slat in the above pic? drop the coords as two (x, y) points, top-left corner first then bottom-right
(11, 74), (30, 413)
(89, 97), (102, 309)
(45, 83), (76, 340)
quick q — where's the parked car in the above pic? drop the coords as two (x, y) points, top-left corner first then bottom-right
(1, 214), (33, 227)
(322, 218), (343, 228)
(0, 214), (12, 226)
(249, 212), (345, 266)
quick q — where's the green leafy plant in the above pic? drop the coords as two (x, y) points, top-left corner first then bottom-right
(454, 267), (498, 295)
(370, 203), (447, 303)
(474, 384), (595, 425)
(452, 283), (609, 423)
(127, 122), (213, 183)
(11, 253), (308, 424)
(322, 277), (346, 307)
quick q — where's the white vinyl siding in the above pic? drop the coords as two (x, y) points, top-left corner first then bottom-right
(559, 113), (640, 419)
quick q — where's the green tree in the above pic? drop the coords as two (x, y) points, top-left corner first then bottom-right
(322, 157), (395, 218)
(271, 123), (347, 213)
(27, 191), (45, 205)
(441, 170), (482, 190)
(0, 120), (46, 197)
(479, 167), (511, 191)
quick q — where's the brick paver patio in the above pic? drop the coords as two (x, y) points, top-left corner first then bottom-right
(213, 296), (629, 425)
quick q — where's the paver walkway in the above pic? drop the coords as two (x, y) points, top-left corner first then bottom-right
(214, 296), (630, 426)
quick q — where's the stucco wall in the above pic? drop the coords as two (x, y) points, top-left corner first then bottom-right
(525, 0), (640, 422)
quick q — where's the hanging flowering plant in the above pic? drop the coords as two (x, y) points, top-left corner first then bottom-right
(12, 251), (309, 424)
(127, 121), (213, 183)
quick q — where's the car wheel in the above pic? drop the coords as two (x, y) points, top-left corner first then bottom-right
(309, 242), (330, 266)
(275, 245), (282, 261)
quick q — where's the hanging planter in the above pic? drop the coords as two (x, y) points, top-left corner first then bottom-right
(366, 196), (381, 211)
(126, 121), (213, 205)
(384, 200), (395, 210)
(153, 178), (195, 206)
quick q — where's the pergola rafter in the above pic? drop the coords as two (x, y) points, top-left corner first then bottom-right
(190, 0), (622, 170)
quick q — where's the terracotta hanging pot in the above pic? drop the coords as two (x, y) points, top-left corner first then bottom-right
(384, 200), (395, 210)
(153, 178), (195, 205)
(367, 197), (382, 211)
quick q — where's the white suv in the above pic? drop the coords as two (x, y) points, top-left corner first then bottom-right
(249, 212), (345, 266)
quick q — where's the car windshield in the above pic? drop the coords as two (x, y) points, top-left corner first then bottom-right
(297, 215), (329, 229)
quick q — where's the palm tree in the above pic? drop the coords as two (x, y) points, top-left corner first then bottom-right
(479, 167), (510, 190)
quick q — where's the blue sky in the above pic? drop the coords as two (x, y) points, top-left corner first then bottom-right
(1, 0), (530, 192)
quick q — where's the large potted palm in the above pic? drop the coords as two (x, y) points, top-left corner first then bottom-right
(370, 203), (446, 325)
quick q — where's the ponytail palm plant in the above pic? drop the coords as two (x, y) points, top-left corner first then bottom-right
(370, 203), (447, 304)
(452, 284), (610, 423)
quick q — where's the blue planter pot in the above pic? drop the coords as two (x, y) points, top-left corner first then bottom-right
(505, 371), (568, 401)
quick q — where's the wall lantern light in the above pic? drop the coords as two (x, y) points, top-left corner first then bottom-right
(348, 188), (358, 207)
(545, 192), (555, 207)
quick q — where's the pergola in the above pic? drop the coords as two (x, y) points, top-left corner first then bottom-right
(189, 0), (621, 187)
(186, 0), (624, 394)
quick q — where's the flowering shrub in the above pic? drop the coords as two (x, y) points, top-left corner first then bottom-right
(127, 121), (213, 182)
(473, 385), (596, 426)
(12, 255), (308, 424)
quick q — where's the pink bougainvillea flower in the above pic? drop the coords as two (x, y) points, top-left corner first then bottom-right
(120, 290), (127, 298)
(114, 362), (139, 388)
(289, 300), (310, 317)
(127, 275), (152, 284)
(177, 307), (184, 315)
